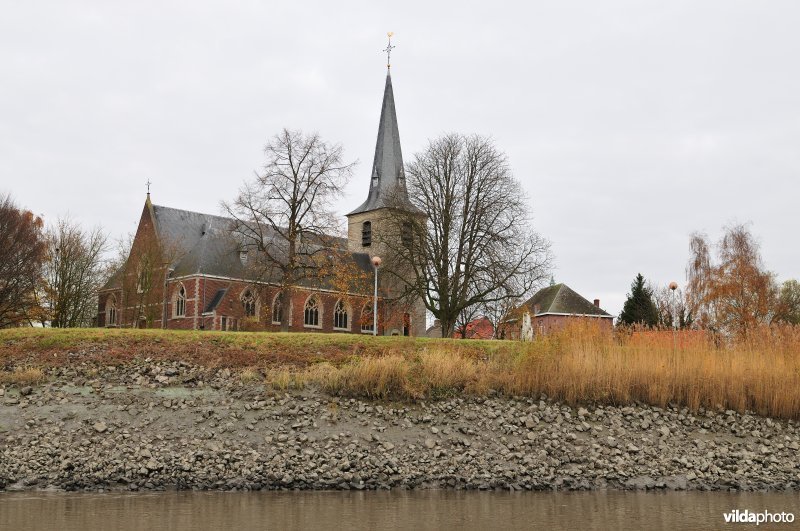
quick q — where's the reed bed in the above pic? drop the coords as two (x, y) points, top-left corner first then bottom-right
(264, 322), (800, 419)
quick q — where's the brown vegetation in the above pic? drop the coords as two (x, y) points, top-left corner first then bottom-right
(0, 194), (46, 328)
(687, 224), (782, 338)
(1, 324), (799, 419)
(0, 366), (45, 386)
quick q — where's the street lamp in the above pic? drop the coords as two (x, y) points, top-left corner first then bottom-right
(669, 281), (678, 355)
(372, 256), (382, 336)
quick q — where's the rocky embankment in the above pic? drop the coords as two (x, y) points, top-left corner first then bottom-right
(1, 360), (799, 492)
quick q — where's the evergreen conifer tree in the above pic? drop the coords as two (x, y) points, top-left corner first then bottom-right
(619, 273), (659, 327)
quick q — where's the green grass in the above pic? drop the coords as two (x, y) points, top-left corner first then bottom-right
(0, 327), (513, 369)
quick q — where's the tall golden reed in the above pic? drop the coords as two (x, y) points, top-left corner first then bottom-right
(283, 322), (800, 419)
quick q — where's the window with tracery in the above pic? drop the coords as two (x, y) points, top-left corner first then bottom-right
(175, 285), (186, 317)
(272, 293), (283, 324)
(361, 303), (374, 333)
(333, 300), (349, 330)
(304, 296), (320, 327)
(106, 295), (117, 326)
(242, 290), (256, 317)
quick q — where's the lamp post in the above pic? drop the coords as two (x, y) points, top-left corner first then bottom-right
(371, 256), (382, 336)
(669, 281), (678, 356)
(53, 247), (60, 328)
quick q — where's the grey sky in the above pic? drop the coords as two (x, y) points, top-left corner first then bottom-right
(2, 1), (798, 317)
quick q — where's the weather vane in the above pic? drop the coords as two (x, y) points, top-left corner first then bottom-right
(146, 179), (152, 195)
(383, 32), (395, 70)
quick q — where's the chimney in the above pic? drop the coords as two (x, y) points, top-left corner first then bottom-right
(593, 299), (600, 307)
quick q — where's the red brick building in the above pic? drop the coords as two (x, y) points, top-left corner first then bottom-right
(502, 283), (613, 339)
(97, 71), (426, 336)
(454, 316), (495, 339)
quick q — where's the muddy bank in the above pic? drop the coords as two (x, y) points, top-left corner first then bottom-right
(1, 361), (798, 492)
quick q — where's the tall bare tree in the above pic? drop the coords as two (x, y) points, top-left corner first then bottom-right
(223, 129), (356, 331)
(0, 194), (46, 328)
(652, 283), (693, 330)
(384, 134), (551, 338)
(42, 218), (107, 327)
(686, 223), (779, 339)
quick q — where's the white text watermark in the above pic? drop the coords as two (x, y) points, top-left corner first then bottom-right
(723, 510), (795, 525)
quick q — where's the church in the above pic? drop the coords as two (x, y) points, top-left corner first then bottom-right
(97, 69), (427, 337)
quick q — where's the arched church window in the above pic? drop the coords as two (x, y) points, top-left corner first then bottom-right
(242, 289), (257, 318)
(333, 300), (349, 330)
(272, 292), (283, 324)
(360, 303), (374, 333)
(304, 296), (320, 327)
(175, 284), (186, 317)
(362, 221), (372, 247)
(106, 295), (117, 326)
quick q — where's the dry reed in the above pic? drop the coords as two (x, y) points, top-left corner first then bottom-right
(0, 367), (45, 386)
(263, 322), (800, 419)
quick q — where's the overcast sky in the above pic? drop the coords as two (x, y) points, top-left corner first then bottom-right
(2, 1), (798, 317)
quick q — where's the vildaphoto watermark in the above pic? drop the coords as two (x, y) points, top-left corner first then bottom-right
(724, 509), (795, 525)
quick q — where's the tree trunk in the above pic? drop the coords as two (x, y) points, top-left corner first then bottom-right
(440, 319), (456, 339)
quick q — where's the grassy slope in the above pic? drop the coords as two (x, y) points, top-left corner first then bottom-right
(0, 327), (511, 367)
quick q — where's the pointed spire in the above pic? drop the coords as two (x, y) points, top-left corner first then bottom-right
(348, 73), (418, 215)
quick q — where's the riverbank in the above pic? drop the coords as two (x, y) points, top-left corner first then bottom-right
(2, 358), (799, 492)
(2, 326), (800, 420)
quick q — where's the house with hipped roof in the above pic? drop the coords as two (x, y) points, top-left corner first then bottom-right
(501, 283), (613, 339)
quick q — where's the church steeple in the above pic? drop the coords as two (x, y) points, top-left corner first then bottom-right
(348, 72), (417, 216)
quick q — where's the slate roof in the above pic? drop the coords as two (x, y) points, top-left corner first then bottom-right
(152, 205), (243, 278)
(348, 74), (421, 216)
(102, 202), (373, 292)
(204, 289), (227, 313)
(522, 283), (611, 317)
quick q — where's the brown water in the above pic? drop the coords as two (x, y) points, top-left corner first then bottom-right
(1, 491), (798, 530)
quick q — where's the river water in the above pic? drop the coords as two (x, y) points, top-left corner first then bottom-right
(1, 491), (797, 530)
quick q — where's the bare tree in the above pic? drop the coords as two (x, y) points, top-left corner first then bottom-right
(223, 129), (356, 331)
(453, 302), (481, 339)
(686, 223), (779, 339)
(384, 134), (551, 338)
(651, 283), (693, 330)
(481, 283), (522, 339)
(0, 194), (46, 328)
(42, 218), (107, 327)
